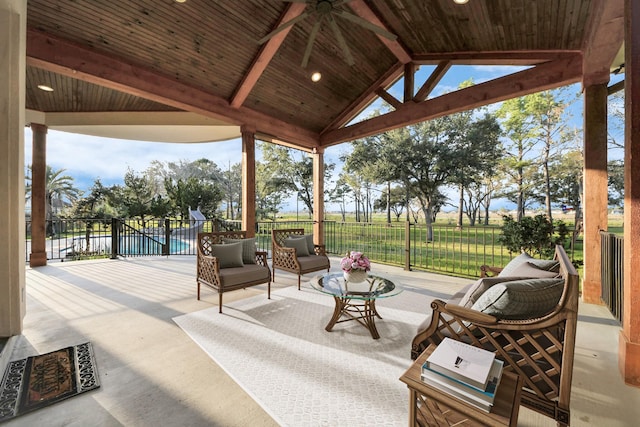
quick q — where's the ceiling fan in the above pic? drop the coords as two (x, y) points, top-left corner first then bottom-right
(259, 0), (397, 68)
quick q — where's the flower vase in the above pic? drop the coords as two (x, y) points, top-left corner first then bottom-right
(344, 269), (368, 284)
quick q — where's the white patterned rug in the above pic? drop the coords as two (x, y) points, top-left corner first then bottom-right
(173, 285), (436, 427)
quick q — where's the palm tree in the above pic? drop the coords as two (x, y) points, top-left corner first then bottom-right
(26, 165), (82, 235)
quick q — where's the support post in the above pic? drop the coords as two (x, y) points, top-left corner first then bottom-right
(312, 148), (324, 247)
(619, 0), (640, 387)
(29, 123), (48, 267)
(0, 0), (26, 337)
(241, 126), (257, 237)
(582, 83), (608, 304)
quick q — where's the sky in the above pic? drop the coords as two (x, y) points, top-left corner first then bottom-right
(24, 65), (625, 213)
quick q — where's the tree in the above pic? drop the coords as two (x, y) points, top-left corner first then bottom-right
(498, 214), (569, 258)
(164, 177), (223, 221)
(497, 97), (539, 221)
(373, 186), (406, 222)
(257, 143), (334, 217)
(68, 179), (112, 253)
(608, 159), (624, 209)
(25, 165), (82, 236)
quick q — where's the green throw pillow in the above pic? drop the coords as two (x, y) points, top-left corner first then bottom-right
(470, 278), (564, 320)
(284, 236), (310, 257)
(222, 237), (257, 264)
(211, 242), (244, 268)
(303, 234), (315, 254)
(528, 258), (561, 272)
(459, 276), (529, 308)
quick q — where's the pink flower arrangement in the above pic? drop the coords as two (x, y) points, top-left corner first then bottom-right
(340, 251), (371, 273)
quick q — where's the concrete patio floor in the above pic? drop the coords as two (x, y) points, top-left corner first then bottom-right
(2, 256), (638, 426)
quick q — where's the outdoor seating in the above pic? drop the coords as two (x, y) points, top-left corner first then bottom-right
(196, 231), (271, 313)
(411, 245), (579, 426)
(271, 229), (330, 290)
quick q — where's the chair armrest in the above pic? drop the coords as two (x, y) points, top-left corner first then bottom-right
(197, 253), (221, 287)
(313, 244), (327, 256)
(255, 250), (269, 267)
(480, 265), (503, 277)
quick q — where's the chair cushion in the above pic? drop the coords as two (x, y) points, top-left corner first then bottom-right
(284, 236), (310, 257)
(459, 276), (530, 308)
(302, 234), (315, 254)
(508, 262), (560, 278)
(211, 242), (244, 268)
(528, 258), (561, 272)
(219, 264), (270, 287)
(470, 278), (565, 320)
(497, 252), (533, 277)
(298, 254), (328, 271)
(222, 237), (257, 264)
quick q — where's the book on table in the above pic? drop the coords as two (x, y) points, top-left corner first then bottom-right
(425, 337), (496, 391)
(421, 357), (504, 413)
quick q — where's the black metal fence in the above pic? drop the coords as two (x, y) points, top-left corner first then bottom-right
(26, 218), (512, 278)
(600, 231), (624, 324)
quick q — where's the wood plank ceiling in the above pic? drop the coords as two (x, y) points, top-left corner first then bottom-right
(24, 0), (623, 151)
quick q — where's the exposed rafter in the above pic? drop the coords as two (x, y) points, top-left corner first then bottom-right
(26, 29), (320, 149)
(321, 56), (583, 146)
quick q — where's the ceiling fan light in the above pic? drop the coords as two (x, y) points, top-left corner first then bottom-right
(311, 72), (322, 82)
(453, 0), (469, 4)
(37, 84), (54, 92)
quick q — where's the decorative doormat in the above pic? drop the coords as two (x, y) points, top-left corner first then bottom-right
(0, 342), (100, 423)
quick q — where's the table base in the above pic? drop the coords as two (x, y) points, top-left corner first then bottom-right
(325, 296), (383, 339)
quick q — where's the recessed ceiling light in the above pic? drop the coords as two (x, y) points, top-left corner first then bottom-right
(453, 0), (469, 4)
(311, 72), (322, 82)
(37, 84), (54, 92)
(175, 0), (186, 3)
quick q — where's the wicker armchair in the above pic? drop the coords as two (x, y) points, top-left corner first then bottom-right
(197, 231), (271, 313)
(271, 229), (330, 290)
(411, 245), (579, 426)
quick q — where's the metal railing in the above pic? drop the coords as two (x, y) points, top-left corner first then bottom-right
(25, 218), (553, 279)
(600, 231), (624, 324)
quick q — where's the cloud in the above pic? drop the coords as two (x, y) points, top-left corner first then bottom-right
(25, 128), (243, 189)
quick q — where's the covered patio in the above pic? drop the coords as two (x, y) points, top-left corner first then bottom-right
(4, 257), (639, 426)
(1, 0), (640, 423)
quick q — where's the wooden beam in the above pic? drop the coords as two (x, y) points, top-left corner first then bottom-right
(230, 3), (306, 108)
(26, 28), (320, 149)
(321, 56), (582, 146)
(608, 79), (625, 95)
(403, 62), (415, 102)
(347, 0), (412, 64)
(321, 61), (404, 133)
(414, 61), (451, 102)
(374, 87), (402, 110)
(582, 0), (625, 86)
(412, 51), (582, 65)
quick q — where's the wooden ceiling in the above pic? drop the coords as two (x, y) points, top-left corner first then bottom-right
(24, 0), (624, 150)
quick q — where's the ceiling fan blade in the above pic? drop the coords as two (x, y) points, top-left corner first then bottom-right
(333, 9), (397, 40)
(332, 0), (354, 7)
(302, 17), (324, 68)
(327, 14), (355, 66)
(258, 11), (310, 44)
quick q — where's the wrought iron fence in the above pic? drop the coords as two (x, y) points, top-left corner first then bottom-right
(600, 231), (624, 324)
(24, 218), (537, 278)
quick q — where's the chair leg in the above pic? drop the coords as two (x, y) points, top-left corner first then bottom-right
(197, 281), (201, 300)
(298, 275), (301, 290)
(268, 281), (271, 299)
(219, 292), (223, 313)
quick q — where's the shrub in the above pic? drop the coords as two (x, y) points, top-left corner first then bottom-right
(498, 214), (569, 258)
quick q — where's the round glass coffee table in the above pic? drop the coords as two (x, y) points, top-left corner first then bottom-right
(310, 272), (402, 339)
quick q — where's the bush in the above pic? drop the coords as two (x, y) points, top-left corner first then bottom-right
(498, 214), (569, 258)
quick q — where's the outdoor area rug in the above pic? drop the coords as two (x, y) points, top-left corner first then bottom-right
(0, 342), (100, 423)
(173, 285), (436, 426)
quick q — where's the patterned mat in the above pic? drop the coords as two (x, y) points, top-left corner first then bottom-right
(0, 342), (100, 423)
(173, 286), (434, 426)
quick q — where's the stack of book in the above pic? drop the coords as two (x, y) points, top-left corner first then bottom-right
(421, 338), (504, 412)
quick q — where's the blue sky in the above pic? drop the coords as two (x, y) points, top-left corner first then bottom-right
(24, 65), (624, 212)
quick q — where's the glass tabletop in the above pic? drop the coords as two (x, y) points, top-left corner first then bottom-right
(310, 272), (402, 300)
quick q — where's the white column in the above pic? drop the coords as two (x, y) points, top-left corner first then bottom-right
(0, 0), (26, 336)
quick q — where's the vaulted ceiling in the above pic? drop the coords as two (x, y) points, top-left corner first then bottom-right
(25, 0), (624, 150)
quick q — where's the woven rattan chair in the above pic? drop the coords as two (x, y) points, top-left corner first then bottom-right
(271, 229), (330, 290)
(197, 231), (271, 313)
(411, 245), (579, 426)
